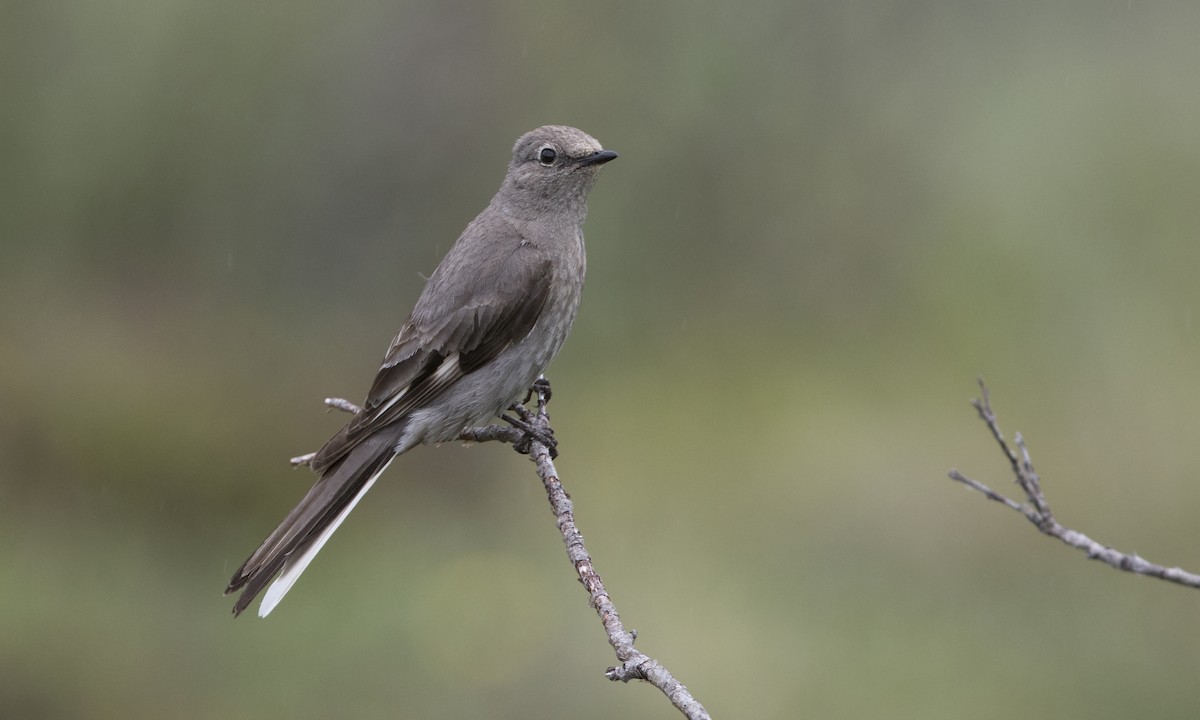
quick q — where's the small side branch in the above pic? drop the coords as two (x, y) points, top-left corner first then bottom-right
(950, 378), (1200, 589)
(289, 397), (363, 467)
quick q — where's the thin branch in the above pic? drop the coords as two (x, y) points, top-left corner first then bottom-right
(485, 387), (712, 719)
(324, 397), (362, 415)
(290, 385), (713, 719)
(502, 390), (712, 719)
(289, 397), (363, 467)
(950, 378), (1200, 589)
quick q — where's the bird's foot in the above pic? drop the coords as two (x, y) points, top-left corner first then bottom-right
(503, 411), (558, 459)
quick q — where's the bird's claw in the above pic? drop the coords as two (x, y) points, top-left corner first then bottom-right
(503, 412), (558, 459)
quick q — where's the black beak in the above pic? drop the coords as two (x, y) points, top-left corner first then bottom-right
(577, 149), (619, 167)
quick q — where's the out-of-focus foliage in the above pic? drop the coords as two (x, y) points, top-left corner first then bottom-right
(4, 2), (1200, 718)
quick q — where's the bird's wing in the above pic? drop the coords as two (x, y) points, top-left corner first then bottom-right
(310, 242), (553, 472)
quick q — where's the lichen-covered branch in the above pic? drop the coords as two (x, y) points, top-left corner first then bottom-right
(949, 378), (1200, 589)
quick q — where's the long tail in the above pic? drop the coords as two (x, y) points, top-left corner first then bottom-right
(226, 436), (397, 617)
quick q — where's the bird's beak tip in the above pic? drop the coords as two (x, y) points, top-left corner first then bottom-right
(581, 150), (619, 167)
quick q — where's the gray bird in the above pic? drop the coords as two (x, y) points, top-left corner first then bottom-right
(226, 126), (617, 617)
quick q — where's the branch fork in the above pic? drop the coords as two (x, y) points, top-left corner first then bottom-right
(950, 378), (1200, 589)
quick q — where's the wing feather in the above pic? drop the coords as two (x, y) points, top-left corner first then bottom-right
(309, 245), (552, 472)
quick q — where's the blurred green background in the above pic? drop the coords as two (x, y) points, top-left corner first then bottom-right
(4, 1), (1200, 718)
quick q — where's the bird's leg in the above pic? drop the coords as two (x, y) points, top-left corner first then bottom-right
(507, 375), (557, 456)
(288, 396), (362, 467)
(522, 375), (553, 406)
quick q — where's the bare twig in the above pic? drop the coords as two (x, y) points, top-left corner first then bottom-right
(290, 384), (713, 718)
(950, 378), (1200, 589)
(289, 397), (363, 467)
(324, 397), (362, 415)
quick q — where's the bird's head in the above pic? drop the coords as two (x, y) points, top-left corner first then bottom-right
(503, 125), (618, 212)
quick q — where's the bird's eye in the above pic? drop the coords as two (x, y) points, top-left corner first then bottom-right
(538, 147), (558, 165)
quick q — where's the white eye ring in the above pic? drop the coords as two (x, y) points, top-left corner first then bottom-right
(537, 145), (558, 166)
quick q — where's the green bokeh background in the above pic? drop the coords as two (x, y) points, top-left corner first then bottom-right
(4, 2), (1200, 718)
